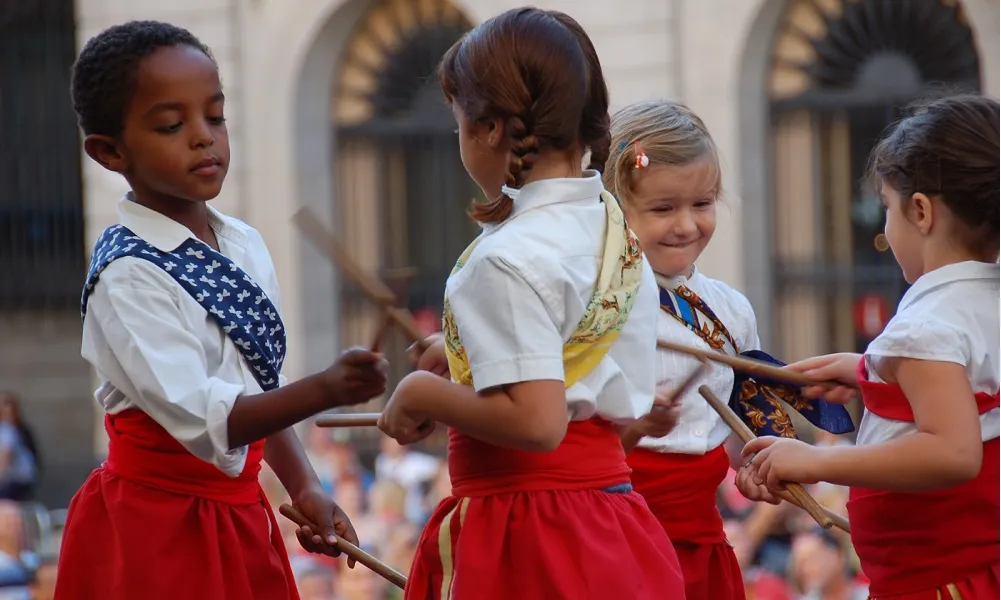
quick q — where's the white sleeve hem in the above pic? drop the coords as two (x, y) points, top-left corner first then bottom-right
(206, 380), (249, 478)
(864, 348), (967, 366)
(470, 355), (565, 392)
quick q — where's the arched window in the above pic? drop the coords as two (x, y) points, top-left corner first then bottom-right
(767, 0), (980, 358)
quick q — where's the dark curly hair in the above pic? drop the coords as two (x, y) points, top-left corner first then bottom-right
(868, 94), (999, 258)
(71, 20), (214, 137)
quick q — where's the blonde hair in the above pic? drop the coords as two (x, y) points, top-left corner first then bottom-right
(603, 100), (721, 204)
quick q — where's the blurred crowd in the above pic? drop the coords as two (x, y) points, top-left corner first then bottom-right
(261, 428), (870, 600)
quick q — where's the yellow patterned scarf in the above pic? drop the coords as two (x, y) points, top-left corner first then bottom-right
(442, 191), (644, 389)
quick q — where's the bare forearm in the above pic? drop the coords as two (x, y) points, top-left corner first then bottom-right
(227, 374), (332, 448)
(264, 428), (322, 501)
(419, 378), (567, 452)
(816, 433), (982, 491)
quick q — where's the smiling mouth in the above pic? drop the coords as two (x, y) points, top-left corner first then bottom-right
(663, 241), (698, 249)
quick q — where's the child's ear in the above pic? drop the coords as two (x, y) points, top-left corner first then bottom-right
(910, 192), (934, 235)
(485, 117), (505, 148)
(83, 134), (128, 173)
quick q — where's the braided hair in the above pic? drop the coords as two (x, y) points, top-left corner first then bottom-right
(71, 20), (214, 137)
(439, 8), (610, 224)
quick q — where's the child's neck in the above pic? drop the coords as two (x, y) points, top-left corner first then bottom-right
(132, 191), (219, 251)
(520, 149), (583, 185)
(919, 237), (994, 277)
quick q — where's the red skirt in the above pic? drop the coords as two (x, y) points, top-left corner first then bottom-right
(54, 410), (298, 600)
(405, 419), (685, 600)
(628, 445), (744, 600)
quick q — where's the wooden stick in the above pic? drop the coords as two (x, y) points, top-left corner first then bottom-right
(698, 385), (851, 533)
(370, 314), (395, 351)
(279, 504), (408, 590)
(371, 269), (419, 351)
(657, 339), (855, 390)
(315, 413), (381, 428)
(293, 208), (429, 350)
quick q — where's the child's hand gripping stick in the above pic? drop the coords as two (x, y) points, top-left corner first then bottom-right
(279, 504), (408, 590)
(697, 385), (851, 533)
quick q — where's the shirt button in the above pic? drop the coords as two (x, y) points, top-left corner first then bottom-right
(693, 426), (705, 437)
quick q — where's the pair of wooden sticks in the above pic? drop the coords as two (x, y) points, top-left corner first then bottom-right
(314, 343), (851, 534)
(290, 208), (851, 591)
(312, 338), (828, 429)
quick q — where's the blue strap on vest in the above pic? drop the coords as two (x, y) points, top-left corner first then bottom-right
(81, 225), (286, 392)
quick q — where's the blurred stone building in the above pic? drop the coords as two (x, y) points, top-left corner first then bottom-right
(1, 0), (997, 506)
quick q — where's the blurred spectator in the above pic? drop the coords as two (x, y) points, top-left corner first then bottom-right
(0, 394), (38, 501)
(788, 530), (867, 600)
(0, 502), (29, 599)
(338, 561), (385, 600)
(295, 563), (337, 600)
(375, 437), (440, 525)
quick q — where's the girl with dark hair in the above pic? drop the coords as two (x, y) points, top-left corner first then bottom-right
(743, 95), (1000, 600)
(377, 7), (685, 600)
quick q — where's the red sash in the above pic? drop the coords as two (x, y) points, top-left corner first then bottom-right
(857, 359), (1001, 421)
(849, 359), (1000, 596)
(106, 409), (267, 503)
(626, 445), (730, 544)
(54, 410), (299, 600)
(448, 418), (632, 496)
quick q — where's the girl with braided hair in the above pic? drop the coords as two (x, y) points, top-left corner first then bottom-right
(377, 7), (685, 600)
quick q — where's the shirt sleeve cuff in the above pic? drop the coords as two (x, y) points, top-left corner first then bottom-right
(469, 355), (565, 392)
(205, 379), (249, 478)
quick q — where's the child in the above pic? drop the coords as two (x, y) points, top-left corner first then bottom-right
(376, 8), (685, 600)
(603, 101), (854, 600)
(742, 95), (1000, 599)
(57, 21), (388, 600)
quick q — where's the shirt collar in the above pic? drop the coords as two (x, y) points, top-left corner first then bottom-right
(654, 265), (701, 291)
(482, 170), (605, 232)
(117, 193), (245, 252)
(898, 260), (999, 311)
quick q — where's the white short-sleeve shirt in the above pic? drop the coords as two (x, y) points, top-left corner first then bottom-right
(859, 261), (1000, 445)
(81, 196), (287, 477)
(637, 269), (760, 454)
(445, 171), (659, 423)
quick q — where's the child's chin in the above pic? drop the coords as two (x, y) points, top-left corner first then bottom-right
(184, 185), (224, 203)
(652, 253), (695, 278)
